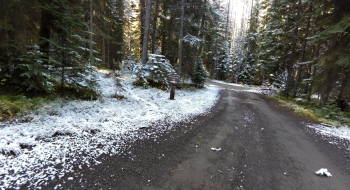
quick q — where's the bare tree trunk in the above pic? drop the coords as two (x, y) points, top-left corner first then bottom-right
(140, 0), (146, 58)
(211, 1), (221, 79)
(292, 0), (314, 98)
(319, 69), (333, 107)
(161, 5), (166, 56)
(102, 37), (105, 66)
(141, 0), (152, 64)
(89, 0), (93, 63)
(225, 0), (231, 41)
(198, 3), (206, 58)
(212, 35), (218, 78)
(177, 0), (185, 76)
(39, 0), (52, 60)
(336, 69), (350, 111)
(151, 0), (159, 54)
(284, 0), (301, 98)
(306, 44), (319, 100)
(107, 26), (110, 68)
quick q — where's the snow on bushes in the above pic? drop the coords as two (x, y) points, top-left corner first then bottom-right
(132, 54), (175, 90)
(0, 70), (220, 189)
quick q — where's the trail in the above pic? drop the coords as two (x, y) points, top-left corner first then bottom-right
(44, 81), (350, 190)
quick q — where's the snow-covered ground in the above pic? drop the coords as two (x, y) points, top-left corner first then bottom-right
(211, 80), (253, 89)
(306, 124), (350, 151)
(0, 70), (220, 189)
(211, 80), (271, 94)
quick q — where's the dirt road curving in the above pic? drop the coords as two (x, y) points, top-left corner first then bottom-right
(44, 81), (350, 190)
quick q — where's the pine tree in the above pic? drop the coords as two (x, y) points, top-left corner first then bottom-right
(191, 58), (207, 88)
(308, 0), (350, 106)
(240, 0), (259, 84)
(39, 0), (96, 95)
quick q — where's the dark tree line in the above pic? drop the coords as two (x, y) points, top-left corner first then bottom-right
(0, 0), (124, 96)
(0, 0), (231, 95)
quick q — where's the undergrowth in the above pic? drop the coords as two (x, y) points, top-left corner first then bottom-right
(273, 96), (350, 127)
(0, 95), (49, 121)
(0, 86), (100, 122)
(177, 83), (202, 91)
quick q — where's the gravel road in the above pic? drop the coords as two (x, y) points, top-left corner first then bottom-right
(43, 81), (350, 190)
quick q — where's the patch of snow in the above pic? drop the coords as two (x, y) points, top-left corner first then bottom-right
(211, 147), (221, 151)
(210, 80), (266, 94)
(306, 124), (350, 150)
(315, 168), (332, 177)
(0, 70), (220, 189)
(212, 80), (246, 87)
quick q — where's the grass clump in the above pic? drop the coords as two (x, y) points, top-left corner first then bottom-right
(273, 96), (350, 127)
(0, 85), (100, 122)
(0, 95), (47, 121)
(177, 83), (204, 91)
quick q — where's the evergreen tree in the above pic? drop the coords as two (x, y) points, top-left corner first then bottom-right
(308, 0), (350, 105)
(0, 0), (41, 92)
(240, 0), (259, 84)
(191, 58), (207, 88)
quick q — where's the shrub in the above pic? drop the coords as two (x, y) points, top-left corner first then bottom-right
(132, 54), (175, 90)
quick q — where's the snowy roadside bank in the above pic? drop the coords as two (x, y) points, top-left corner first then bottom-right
(0, 70), (220, 189)
(306, 124), (350, 151)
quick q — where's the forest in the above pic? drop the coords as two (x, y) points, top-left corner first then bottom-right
(0, 0), (349, 119)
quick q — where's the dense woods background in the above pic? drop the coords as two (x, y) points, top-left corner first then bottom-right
(0, 0), (349, 110)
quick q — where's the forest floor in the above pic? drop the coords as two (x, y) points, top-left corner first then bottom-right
(42, 81), (350, 190)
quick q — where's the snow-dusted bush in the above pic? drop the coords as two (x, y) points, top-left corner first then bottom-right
(132, 54), (175, 90)
(183, 34), (202, 47)
(122, 58), (136, 73)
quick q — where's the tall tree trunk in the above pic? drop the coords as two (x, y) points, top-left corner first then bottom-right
(89, 0), (93, 63)
(177, 0), (185, 76)
(102, 37), (106, 66)
(212, 34), (218, 78)
(292, 0), (314, 98)
(140, 0), (146, 58)
(161, 5), (166, 56)
(39, 0), (52, 62)
(284, 0), (302, 98)
(61, 33), (67, 95)
(319, 68), (333, 107)
(141, 0), (152, 64)
(151, 0), (159, 54)
(336, 69), (350, 111)
(306, 44), (319, 100)
(225, 0), (231, 41)
(198, 3), (206, 58)
(107, 26), (110, 69)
